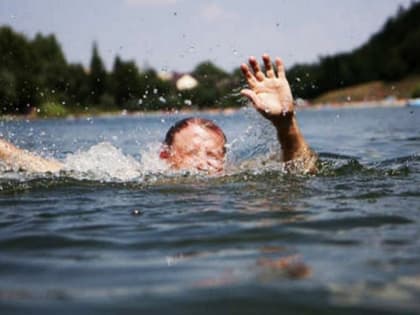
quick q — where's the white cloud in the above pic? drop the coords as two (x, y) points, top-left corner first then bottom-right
(125, 0), (178, 7)
(199, 3), (238, 22)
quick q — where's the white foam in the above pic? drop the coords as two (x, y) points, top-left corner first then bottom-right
(137, 142), (170, 174)
(63, 142), (143, 181)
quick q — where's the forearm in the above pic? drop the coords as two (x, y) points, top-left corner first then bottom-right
(0, 139), (63, 173)
(273, 115), (309, 160)
(271, 115), (318, 172)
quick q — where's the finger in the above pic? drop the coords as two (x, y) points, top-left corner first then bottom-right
(249, 56), (265, 81)
(240, 64), (257, 88)
(275, 57), (286, 77)
(240, 89), (261, 108)
(262, 54), (275, 78)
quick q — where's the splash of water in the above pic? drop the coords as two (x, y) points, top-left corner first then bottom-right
(2, 137), (417, 189)
(63, 142), (143, 181)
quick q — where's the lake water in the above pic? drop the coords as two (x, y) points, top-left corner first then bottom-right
(1, 106), (419, 315)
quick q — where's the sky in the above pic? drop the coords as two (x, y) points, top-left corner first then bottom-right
(0, 0), (415, 72)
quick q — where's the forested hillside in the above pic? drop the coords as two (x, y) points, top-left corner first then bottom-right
(287, 2), (420, 99)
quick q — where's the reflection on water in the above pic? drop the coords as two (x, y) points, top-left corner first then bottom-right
(0, 107), (420, 314)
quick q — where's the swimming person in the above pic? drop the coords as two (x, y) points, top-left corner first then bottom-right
(0, 54), (317, 175)
(159, 117), (227, 174)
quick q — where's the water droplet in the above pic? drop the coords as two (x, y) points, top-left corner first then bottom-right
(131, 209), (142, 216)
(232, 49), (238, 56)
(295, 77), (301, 82)
(184, 99), (192, 106)
(159, 96), (167, 103)
(61, 101), (66, 105)
(153, 88), (158, 94)
(166, 256), (174, 266)
(346, 96), (352, 102)
(138, 99), (143, 105)
(161, 118), (165, 123)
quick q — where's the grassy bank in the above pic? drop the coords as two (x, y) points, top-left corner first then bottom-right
(313, 76), (420, 104)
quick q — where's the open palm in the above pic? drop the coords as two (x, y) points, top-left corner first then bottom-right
(241, 55), (294, 119)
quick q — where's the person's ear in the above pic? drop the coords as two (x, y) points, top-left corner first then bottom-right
(159, 146), (170, 159)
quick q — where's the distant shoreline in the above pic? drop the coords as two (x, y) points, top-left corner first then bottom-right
(305, 98), (407, 110)
(0, 98), (410, 121)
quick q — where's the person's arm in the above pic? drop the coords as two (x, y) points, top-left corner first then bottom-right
(0, 138), (63, 173)
(240, 54), (317, 173)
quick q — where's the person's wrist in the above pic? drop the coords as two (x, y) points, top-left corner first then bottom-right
(269, 110), (296, 129)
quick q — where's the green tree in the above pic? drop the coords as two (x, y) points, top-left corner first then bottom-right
(137, 69), (172, 111)
(0, 69), (17, 113)
(88, 43), (107, 106)
(190, 61), (230, 108)
(110, 56), (143, 107)
(0, 26), (35, 113)
(30, 33), (69, 105)
(65, 63), (90, 110)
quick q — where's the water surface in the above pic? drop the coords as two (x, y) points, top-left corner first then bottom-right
(1, 106), (419, 314)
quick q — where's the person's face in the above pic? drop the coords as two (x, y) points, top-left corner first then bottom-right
(165, 123), (225, 174)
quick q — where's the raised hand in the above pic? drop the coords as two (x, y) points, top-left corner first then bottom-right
(240, 54), (294, 120)
(240, 54), (317, 171)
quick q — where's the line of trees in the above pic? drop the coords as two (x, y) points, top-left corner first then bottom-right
(0, 27), (242, 115)
(1, 2), (420, 115)
(286, 2), (420, 99)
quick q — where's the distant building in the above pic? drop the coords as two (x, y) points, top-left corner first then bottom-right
(157, 71), (173, 81)
(176, 74), (198, 91)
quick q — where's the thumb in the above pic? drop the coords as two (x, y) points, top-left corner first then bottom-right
(240, 89), (260, 108)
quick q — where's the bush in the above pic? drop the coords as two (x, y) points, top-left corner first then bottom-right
(411, 85), (420, 98)
(38, 101), (68, 118)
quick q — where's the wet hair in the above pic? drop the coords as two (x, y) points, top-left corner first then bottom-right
(163, 117), (227, 153)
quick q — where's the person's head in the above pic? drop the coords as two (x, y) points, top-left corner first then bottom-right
(160, 117), (226, 174)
